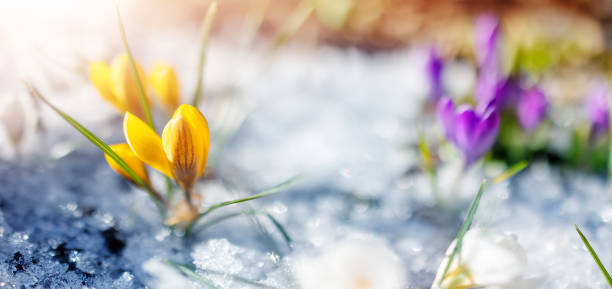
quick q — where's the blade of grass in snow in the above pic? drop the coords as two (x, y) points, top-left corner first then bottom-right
(202, 268), (280, 289)
(185, 174), (305, 235)
(247, 212), (283, 256)
(192, 1), (218, 107)
(197, 209), (293, 247)
(164, 259), (279, 289)
(262, 210), (293, 245)
(163, 259), (222, 289)
(575, 224), (612, 288)
(25, 83), (167, 217)
(269, 0), (313, 51)
(492, 161), (528, 184)
(439, 179), (487, 285)
(115, 4), (154, 129)
(418, 131), (441, 207)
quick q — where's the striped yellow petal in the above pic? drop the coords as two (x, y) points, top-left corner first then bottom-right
(89, 61), (124, 111)
(161, 115), (203, 192)
(123, 112), (174, 178)
(171, 104), (210, 177)
(105, 143), (151, 186)
(149, 63), (179, 113)
(109, 54), (150, 119)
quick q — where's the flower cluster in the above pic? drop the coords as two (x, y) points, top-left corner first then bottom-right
(431, 13), (550, 167)
(90, 54), (179, 118)
(87, 47), (218, 225)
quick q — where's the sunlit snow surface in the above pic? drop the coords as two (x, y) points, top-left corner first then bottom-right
(1, 45), (612, 289)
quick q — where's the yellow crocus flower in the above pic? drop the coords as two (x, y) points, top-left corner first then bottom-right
(149, 63), (179, 114)
(89, 53), (150, 119)
(104, 143), (151, 187)
(123, 104), (210, 194)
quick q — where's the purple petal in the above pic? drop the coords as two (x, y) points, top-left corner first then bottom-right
(453, 109), (480, 153)
(586, 82), (609, 134)
(469, 110), (500, 165)
(474, 13), (500, 70)
(427, 48), (444, 101)
(476, 76), (520, 113)
(517, 87), (547, 131)
(437, 98), (456, 141)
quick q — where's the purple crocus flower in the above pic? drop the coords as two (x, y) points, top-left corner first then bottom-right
(586, 82), (610, 136)
(474, 13), (500, 71)
(437, 98), (500, 167)
(517, 87), (547, 131)
(426, 48), (444, 101)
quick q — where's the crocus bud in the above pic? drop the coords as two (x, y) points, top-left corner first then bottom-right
(124, 104), (210, 193)
(104, 143), (151, 187)
(110, 54), (150, 119)
(149, 63), (179, 114)
(437, 98), (500, 167)
(89, 54), (150, 119)
(474, 13), (500, 70)
(90, 61), (125, 112)
(427, 48), (444, 101)
(517, 87), (547, 131)
(586, 82), (610, 136)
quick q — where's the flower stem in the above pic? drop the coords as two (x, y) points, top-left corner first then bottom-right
(192, 1), (218, 108)
(115, 4), (155, 129)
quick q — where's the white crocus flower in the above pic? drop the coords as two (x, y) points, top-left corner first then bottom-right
(431, 228), (540, 289)
(294, 237), (407, 289)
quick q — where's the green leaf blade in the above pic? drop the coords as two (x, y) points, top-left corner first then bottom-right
(439, 179), (487, 285)
(115, 4), (155, 129)
(492, 161), (528, 184)
(575, 224), (612, 288)
(185, 174), (305, 235)
(26, 83), (166, 217)
(163, 259), (222, 289)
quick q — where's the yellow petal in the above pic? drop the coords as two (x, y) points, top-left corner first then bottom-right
(149, 63), (179, 113)
(123, 112), (174, 178)
(105, 143), (151, 186)
(89, 61), (124, 111)
(171, 104), (210, 177)
(109, 54), (150, 119)
(161, 115), (202, 192)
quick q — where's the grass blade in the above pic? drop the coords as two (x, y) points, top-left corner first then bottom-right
(115, 4), (155, 129)
(185, 174), (305, 235)
(492, 161), (528, 184)
(163, 259), (222, 289)
(164, 259), (279, 289)
(202, 268), (280, 289)
(192, 1), (218, 107)
(575, 224), (612, 288)
(262, 211), (293, 245)
(196, 209), (293, 247)
(269, 0), (313, 51)
(439, 179), (487, 285)
(25, 83), (166, 217)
